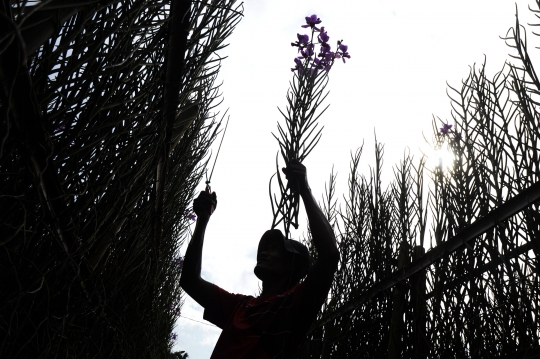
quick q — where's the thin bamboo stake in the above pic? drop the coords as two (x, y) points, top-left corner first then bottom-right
(410, 245), (427, 359)
(387, 241), (411, 359)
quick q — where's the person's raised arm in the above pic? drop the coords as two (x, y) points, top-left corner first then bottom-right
(179, 191), (217, 308)
(283, 161), (340, 278)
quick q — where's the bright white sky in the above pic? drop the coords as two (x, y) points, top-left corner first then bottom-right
(174, 1), (538, 357)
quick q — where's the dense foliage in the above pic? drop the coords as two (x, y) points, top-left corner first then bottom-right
(0, 1), (242, 358)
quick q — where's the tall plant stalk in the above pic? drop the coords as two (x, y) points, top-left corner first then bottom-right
(270, 15), (350, 238)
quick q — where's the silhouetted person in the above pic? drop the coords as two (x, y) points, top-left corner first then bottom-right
(180, 160), (339, 358)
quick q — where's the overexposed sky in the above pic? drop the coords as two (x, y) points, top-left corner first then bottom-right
(174, 1), (538, 357)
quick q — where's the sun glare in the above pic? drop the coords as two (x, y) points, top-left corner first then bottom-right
(429, 147), (455, 171)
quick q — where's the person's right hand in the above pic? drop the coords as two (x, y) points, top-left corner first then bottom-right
(193, 191), (217, 219)
(282, 159), (309, 194)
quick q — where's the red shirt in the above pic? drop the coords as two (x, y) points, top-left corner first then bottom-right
(203, 270), (329, 359)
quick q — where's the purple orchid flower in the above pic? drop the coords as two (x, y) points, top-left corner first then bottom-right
(337, 41), (351, 63)
(291, 33), (310, 49)
(313, 57), (328, 70)
(325, 52), (335, 61)
(172, 333), (178, 341)
(291, 57), (303, 72)
(319, 42), (331, 54)
(301, 46), (314, 58)
(297, 33), (309, 44)
(313, 50), (333, 71)
(301, 14), (322, 30)
(440, 124), (453, 135)
(185, 209), (196, 221)
(318, 30), (329, 44)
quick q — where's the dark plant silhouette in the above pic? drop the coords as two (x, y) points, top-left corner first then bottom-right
(271, 14), (350, 238)
(0, 1), (242, 358)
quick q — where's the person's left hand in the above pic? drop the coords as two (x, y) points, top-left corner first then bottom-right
(282, 160), (309, 193)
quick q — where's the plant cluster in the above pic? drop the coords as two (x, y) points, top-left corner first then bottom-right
(0, 1), (242, 358)
(290, 14), (350, 74)
(270, 14), (350, 238)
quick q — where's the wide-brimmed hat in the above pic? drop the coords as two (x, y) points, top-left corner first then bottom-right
(258, 229), (311, 280)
